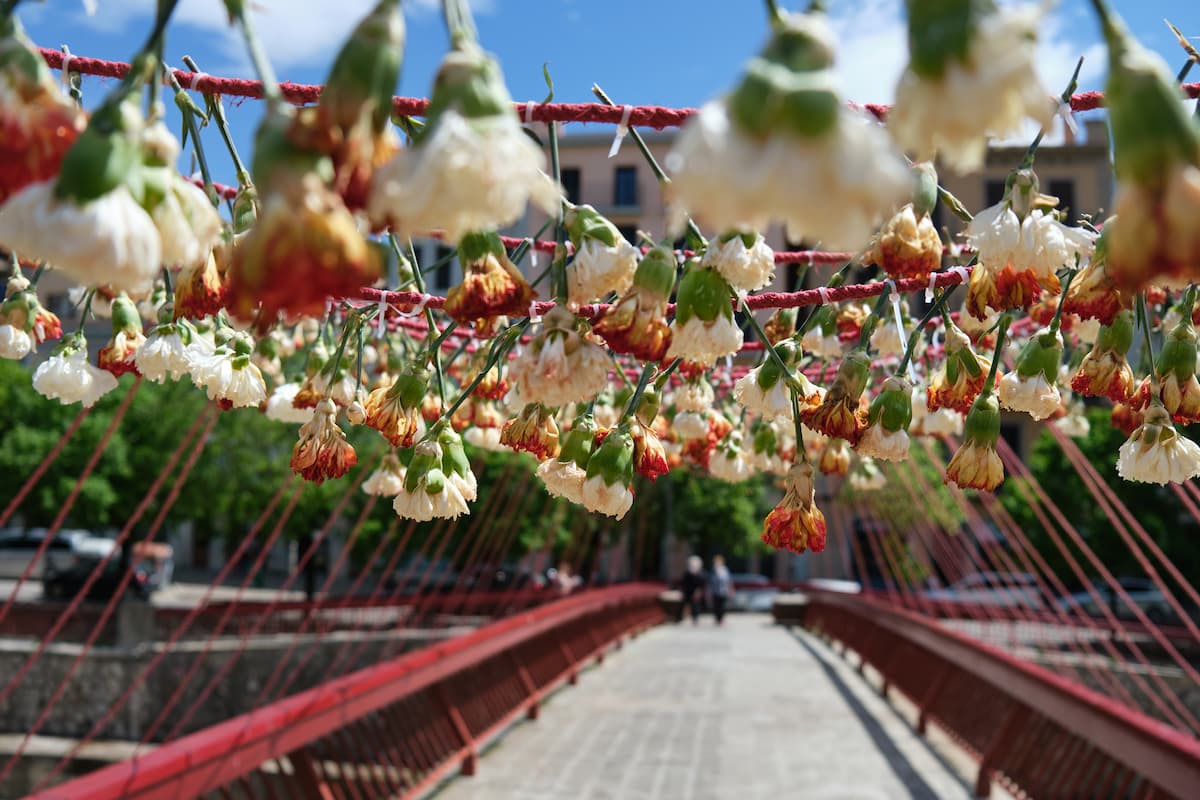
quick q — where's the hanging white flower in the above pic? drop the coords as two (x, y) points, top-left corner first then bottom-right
(0, 182), (162, 294)
(855, 423), (910, 462)
(998, 371), (1060, 421)
(889, 3), (1053, 173)
(362, 453), (406, 497)
(673, 410), (710, 441)
(134, 323), (194, 383)
(709, 446), (753, 483)
(801, 327), (843, 359)
(536, 457), (587, 504)
(673, 380), (714, 413)
(0, 324), (32, 359)
(150, 176), (223, 271)
(666, 317), (743, 366)
(392, 440), (470, 521)
(564, 206), (640, 304)
(1117, 405), (1200, 484)
(32, 341), (118, 408)
(463, 425), (504, 451)
(266, 383), (314, 423)
(703, 232), (775, 293)
(189, 334), (267, 409)
(368, 44), (560, 243)
(507, 308), (609, 408)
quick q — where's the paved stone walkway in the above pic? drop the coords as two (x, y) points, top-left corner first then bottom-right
(435, 614), (986, 800)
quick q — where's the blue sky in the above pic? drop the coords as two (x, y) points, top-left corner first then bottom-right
(16, 0), (1200, 186)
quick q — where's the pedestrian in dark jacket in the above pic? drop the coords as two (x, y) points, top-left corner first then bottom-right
(680, 556), (705, 624)
(709, 555), (734, 625)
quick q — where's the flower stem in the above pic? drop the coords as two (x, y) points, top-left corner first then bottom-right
(897, 286), (957, 374)
(859, 284), (894, 349)
(592, 84), (706, 246)
(74, 290), (96, 336)
(442, 0), (478, 46)
(325, 310), (362, 390)
(182, 55), (252, 185)
(230, 4), (282, 109)
(653, 358), (682, 391)
(744, 302), (795, 384)
(435, 320), (528, 431)
(790, 389), (806, 457)
(983, 314), (1013, 392)
(764, 0), (785, 26)
(1048, 267), (1078, 334)
(1137, 293), (1158, 381)
(1021, 57), (1084, 169)
(163, 65), (218, 205)
(623, 363), (655, 419)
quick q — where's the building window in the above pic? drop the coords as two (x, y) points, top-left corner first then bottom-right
(613, 166), (638, 207)
(560, 167), (581, 205)
(984, 179), (1006, 208)
(616, 225), (639, 245)
(1047, 179), (1077, 224)
(433, 244), (455, 291)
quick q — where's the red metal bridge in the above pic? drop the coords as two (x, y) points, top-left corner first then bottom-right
(0, 384), (1198, 800)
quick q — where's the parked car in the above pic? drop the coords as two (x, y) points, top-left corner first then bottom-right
(0, 528), (115, 580)
(1055, 577), (1181, 624)
(43, 554), (154, 602)
(729, 574), (779, 612)
(921, 571), (1047, 610)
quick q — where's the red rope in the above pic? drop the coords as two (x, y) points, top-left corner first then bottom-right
(37, 47), (1200, 126)
(0, 406), (89, 528)
(0, 380), (140, 628)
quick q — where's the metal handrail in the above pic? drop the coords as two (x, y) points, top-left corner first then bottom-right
(35, 583), (665, 800)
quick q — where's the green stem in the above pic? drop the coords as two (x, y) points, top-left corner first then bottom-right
(1021, 57), (1084, 169)
(354, 324), (365, 395)
(592, 84), (705, 245)
(743, 303), (795, 384)
(30, 262), (46, 286)
(74, 290), (96, 336)
(442, 0), (478, 46)
(764, 0), (785, 26)
(164, 67), (217, 206)
(653, 358), (682, 391)
(1137, 293), (1157, 381)
(937, 187), (974, 223)
(161, 266), (173, 296)
(183, 56), (252, 184)
(858, 286), (894, 349)
(325, 311), (362, 388)
(434, 320), (528, 432)
(232, 5), (282, 109)
(548, 117), (568, 303)
(790, 389), (806, 458)
(1048, 267), (1078, 334)
(983, 314), (1013, 392)
(610, 353), (636, 390)
(897, 286), (957, 374)
(623, 363), (655, 419)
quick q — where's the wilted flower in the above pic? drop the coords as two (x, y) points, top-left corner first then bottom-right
(32, 334), (118, 408)
(0, 17), (86, 202)
(593, 244), (675, 362)
(364, 364), (427, 447)
(665, 260), (742, 367)
(565, 205), (639, 304)
(290, 398), (357, 483)
(362, 451), (406, 497)
(97, 293), (146, 377)
(734, 340), (823, 421)
(500, 403), (560, 460)
(763, 307), (798, 344)
(1061, 231), (1127, 325)
(1153, 305), (1200, 424)
(889, 3), (1052, 173)
(704, 231), (775, 293)
(581, 426), (635, 519)
(804, 348), (870, 444)
(667, 10), (910, 249)
(761, 461), (827, 554)
(945, 390), (1004, 491)
(868, 191), (943, 282)
(966, 172), (1096, 319)
(393, 438), (470, 520)
(1117, 403), (1200, 484)
(927, 321), (990, 413)
(265, 382), (314, 423)
(1094, 3), (1200, 290)
(368, 40), (560, 242)
(998, 328), (1063, 420)
(856, 376), (912, 462)
(1071, 310), (1134, 403)
(443, 231), (535, 324)
(174, 251), (228, 322)
(508, 307), (609, 408)
(0, 274), (61, 358)
(537, 415), (597, 504)
(818, 437), (851, 476)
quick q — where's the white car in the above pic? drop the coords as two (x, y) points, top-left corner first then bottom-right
(0, 528), (116, 580)
(921, 572), (1046, 610)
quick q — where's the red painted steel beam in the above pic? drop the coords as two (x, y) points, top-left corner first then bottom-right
(808, 590), (1200, 798)
(33, 584), (663, 800)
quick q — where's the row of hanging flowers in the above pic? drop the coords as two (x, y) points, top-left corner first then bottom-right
(1, 0), (1199, 558)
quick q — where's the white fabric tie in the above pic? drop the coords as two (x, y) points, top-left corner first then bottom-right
(608, 105), (634, 158)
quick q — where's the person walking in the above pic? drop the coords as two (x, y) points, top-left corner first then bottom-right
(710, 555), (734, 625)
(679, 555), (706, 624)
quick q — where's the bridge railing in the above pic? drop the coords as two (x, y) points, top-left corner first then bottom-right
(34, 583), (665, 800)
(799, 589), (1200, 799)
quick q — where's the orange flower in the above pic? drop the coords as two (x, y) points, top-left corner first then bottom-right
(592, 290), (672, 363)
(818, 438), (851, 476)
(500, 403), (560, 461)
(174, 253), (228, 321)
(927, 323), (990, 414)
(443, 232), (536, 324)
(803, 350), (870, 445)
(944, 392), (1004, 492)
(1061, 253), (1127, 326)
(363, 367), (426, 447)
(1070, 310), (1134, 403)
(760, 462), (827, 555)
(868, 203), (943, 281)
(291, 399), (358, 484)
(97, 294), (145, 377)
(966, 263), (1054, 319)
(227, 174), (382, 331)
(630, 420), (669, 481)
(762, 307), (797, 345)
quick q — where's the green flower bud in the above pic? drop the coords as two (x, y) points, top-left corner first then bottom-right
(906, 0), (974, 79)
(674, 262), (733, 325)
(632, 245), (677, 299)
(751, 418), (778, 455)
(558, 415), (598, 469)
(963, 390), (1001, 446)
(565, 205), (618, 248)
(321, 0), (405, 133)
(392, 365), (430, 409)
(1157, 320), (1197, 383)
(636, 388), (660, 428)
(438, 427), (471, 480)
(584, 426), (635, 486)
(911, 161), (940, 218)
(833, 348), (872, 399)
(1096, 309), (1134, 353)
(109, 294), (143, 335)
(728, 12), (840, 138)
(424, 43), (513, 131)
(1014, 329), (1063, 383)
(867, 376), (913, 433)
(54, 100), (142, 203)
(404, 440), (442, 493)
